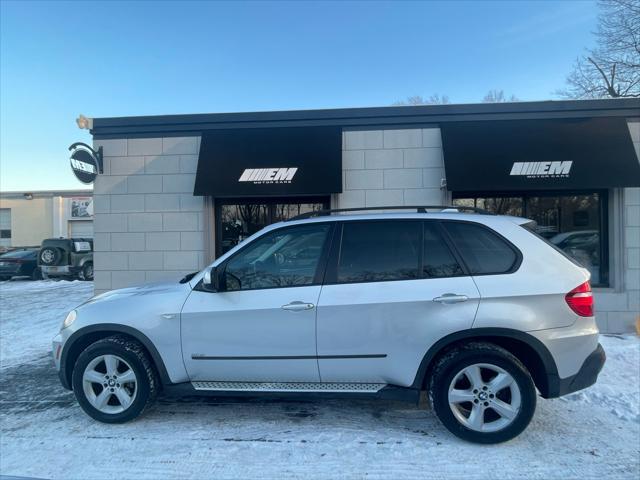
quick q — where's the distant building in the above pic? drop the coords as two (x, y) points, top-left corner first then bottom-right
(0, 190), (93, 249)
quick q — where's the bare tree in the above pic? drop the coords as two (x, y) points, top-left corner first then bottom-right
(561, 0), (640, 98)
(393, 94), (450, 106)
(482, 90), (519, 103)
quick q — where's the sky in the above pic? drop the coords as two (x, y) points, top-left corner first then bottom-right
(0, 0), (599, 191)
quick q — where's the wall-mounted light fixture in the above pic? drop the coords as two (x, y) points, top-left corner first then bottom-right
(76, 114), (93, 130)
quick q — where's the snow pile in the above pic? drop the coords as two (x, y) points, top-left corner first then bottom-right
(0, 280), (94, 368)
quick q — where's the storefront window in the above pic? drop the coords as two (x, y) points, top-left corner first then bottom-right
(216, 198), (329, 256)
(453, 192), (607, 286)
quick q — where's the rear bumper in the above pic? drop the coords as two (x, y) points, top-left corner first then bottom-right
(546, 343), (606, 398)
(42, 265), (79, 276)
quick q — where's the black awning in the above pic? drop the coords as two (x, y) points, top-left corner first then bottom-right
(441, 117), (640, 192)
(193, 126), (342, 197)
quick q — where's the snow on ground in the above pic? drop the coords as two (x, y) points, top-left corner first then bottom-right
(1, 280), (639, 480)
(0, 279), (94, 368)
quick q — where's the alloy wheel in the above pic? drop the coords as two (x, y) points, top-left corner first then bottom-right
(82, 354), (137, 414)
(447, 363), (521, 433)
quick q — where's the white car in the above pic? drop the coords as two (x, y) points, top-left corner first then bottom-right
(53, 206), (605, 443)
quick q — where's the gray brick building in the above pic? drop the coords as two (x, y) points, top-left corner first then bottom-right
(87, 99), (640, 332)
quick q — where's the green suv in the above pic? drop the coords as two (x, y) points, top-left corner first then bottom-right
(38, 238), (93, 281)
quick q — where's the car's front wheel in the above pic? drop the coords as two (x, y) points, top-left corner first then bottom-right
(72, 336), (158, 423)
(428, 342), (536, 444)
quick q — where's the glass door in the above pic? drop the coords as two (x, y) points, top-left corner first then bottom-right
(215, 197), (329, 256)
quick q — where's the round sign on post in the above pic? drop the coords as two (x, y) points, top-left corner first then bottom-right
(69, 144), (100, 184)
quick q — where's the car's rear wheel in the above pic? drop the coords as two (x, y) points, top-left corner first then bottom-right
(72, 336), (158, 423)
(428, 342), (536, 444)
(30, 267), (42, 281)
(81, 262), (94, 281)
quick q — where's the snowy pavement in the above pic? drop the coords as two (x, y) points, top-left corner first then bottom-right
(1, 280), (639, 480)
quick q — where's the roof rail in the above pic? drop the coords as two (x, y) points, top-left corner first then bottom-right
(287, 205), (494, 221)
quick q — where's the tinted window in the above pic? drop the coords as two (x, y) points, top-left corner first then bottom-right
(338, 221), (420, 283)
(443, 222), (517, 274)
(224, 224), (330, 291)
(423, 223), (463, 277)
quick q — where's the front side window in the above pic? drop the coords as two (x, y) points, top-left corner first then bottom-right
(442, 222), (518, 275)
(224, 224), (330, 291)
(337, 221), (421, 283)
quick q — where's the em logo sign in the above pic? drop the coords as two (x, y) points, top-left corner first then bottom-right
(510, 161), (572, 178)
(238, 168), (298, 184)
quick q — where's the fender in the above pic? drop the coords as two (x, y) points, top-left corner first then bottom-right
(410, 327), (559, 395)
(78, 256), (93, 268)
(59, 323), (172, 389)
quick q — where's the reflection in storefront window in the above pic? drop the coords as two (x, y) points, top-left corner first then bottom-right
(220, 204), (268, 254)
(218, 201), (327, 255)
(453, 192), (605, 286)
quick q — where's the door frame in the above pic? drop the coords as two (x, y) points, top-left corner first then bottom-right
(213, 196), (330, 258)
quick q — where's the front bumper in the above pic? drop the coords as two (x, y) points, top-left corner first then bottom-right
(547, 344), (606, 398)
(52, 333), (73, 390)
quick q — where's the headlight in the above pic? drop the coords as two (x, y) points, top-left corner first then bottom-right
(62, 310), (77, 330)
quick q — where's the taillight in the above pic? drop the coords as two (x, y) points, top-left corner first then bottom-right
(565, 281), (594, 317)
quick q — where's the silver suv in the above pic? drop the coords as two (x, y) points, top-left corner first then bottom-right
(53, 207), (605, 443)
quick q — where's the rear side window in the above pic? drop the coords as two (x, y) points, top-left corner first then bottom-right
(423, 223), (464, 278)
(442, 221), (518, 274)
(338, 221), (420, 283)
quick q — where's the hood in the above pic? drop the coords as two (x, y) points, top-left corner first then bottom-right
(81, 280), (185, 307)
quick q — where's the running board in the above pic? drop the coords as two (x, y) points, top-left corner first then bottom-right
(191, 381), (387, 393)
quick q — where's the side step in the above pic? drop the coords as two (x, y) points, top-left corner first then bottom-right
(191, 381), (387, 393)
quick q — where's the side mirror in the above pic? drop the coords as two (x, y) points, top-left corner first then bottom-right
(202, 266), (221, 292)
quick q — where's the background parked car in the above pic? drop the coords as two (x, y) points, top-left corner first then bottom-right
(38, 238), (93, 281)
(0, 248), (42, 281)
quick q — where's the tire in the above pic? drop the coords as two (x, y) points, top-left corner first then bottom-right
(72, 335), (159, 423)
(81, 262), (94, 281)
(30, 267), (42, 281)
(39, 247), (61, 266)
(428, 342), (536, 444)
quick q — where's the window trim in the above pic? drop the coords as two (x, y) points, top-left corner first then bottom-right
(198, 221), (336, 293)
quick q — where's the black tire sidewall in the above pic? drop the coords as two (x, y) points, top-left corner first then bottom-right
(82, 263), (94, 281)
(31, 267), (42, 280)
(72, 341), (151, 423)
(432, 348), (536, 444)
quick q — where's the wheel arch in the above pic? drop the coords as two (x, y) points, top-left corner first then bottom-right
(412, 328), (559, 398)
(60, 324), (171, 390)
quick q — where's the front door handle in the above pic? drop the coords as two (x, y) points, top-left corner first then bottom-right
(282, 301), (315, 311)
(433, 293), (469, 304)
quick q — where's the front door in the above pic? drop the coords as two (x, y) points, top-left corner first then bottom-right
(181, 222), (333, 382)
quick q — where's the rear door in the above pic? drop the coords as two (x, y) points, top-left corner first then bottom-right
(316, 220), (480, 387)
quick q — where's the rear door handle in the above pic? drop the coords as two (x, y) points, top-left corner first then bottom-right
(433, 293), (469, 304)
(282, 301), (315, 311)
